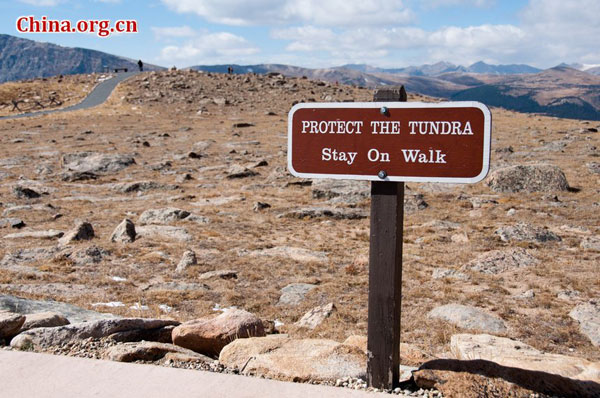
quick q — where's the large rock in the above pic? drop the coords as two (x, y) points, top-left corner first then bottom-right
(21, 312), (70, 331)
(428, 304), (507, 334)
(487, 164), (570, 193)
(278, 283), (317, 306)
(110, 219), (136, 243)
(311, 179), (369, 204)
(464, 248), (538, 274)
(3, 229), (64, 240)
(581, 236), (600, 251)
(138, 208), (191, 225)
(58, 221), (95, 246)
(219, 335), (366, 382)
(62, 152), (135, 175)
(570, 301), (600, 346)
(0, 295), (116, 323)
(103, 341), (211, 363)
(135, 225), (192, 242)
(495, 223), (561, 243)
(10, 318), (179, 349)
(451, 334), (600, 382)
(172, 308), (265, 356)
(176, 250), (197, 273)
(0, 311), (25, 339)
(343, 335), (432, 367)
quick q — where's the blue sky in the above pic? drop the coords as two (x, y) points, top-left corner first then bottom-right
(2, 0), (599, 69)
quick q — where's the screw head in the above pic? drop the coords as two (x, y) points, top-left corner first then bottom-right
(380, 106), (388, 115)
(378, 170), (387, 179)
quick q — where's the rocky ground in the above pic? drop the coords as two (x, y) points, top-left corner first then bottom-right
(0, 73), (104, 116)
(0, 70), (599, 397)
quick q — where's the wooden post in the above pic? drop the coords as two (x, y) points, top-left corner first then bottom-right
(367, 86), (407, 389)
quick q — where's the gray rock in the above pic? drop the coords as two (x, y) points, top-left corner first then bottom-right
(136, 225), (192, 242)
(0, 218), (26, 229)
(311, 179), (369, 204)
(58, 221), (95, 246)
(110, 219), (136, 243)
(138, 208), (191, 225)
(580, 236), (600, 251)
(569, 301), (600, 346)
(295, 303), (336, 329)
(0, 311), (26, 339)
(587, 162), (600, 175)
(487, 164), (570, 193)
(107, 324), (176, 344)
(278, 206), (367, 220)
(114, 181), (176, 193)
(13, 186), (41, 199)
(278, 283), (317, 306)
(176, 250), (197, 273)
(61, 152), (135, 174)
(432, 268), (469, 280)
(465, 248), (539, 274)
(226, 164), (258, 179)
(0, 295), (117, 323)
(10, 318), (179, 349)
(428, 304), (508, 334)
(3, 229), (64, 240)
(64, 245), (110, 265)
(198, 270), (238, 280)
(103, 341), (211, 362)
(20, 312), (70, 331)
(495, 223), (561, 243)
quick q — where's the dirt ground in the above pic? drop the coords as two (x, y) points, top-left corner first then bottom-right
(0, 70), (598, 365)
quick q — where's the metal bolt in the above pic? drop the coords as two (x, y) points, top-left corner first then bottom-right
(380, 106), (388, 115)
(378, 170), (387, 179)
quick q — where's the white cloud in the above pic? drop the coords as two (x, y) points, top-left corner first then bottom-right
(159, 32), (259, 65)
(423, 0), (494, 8)
(18, 0), (62, 5)
(160, 0), (413, 26)
(152, 26), (196, 38)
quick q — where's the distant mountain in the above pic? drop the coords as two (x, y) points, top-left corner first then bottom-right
(341, 61), (540, 76)
(466, 61), (541, 75)
(0, 34), (163, 82)
(450, 66), (600, 120)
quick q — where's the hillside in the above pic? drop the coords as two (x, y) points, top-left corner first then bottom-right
(0, 34), (162, 82)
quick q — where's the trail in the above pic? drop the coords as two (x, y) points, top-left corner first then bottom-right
(0, 71), (139, 120)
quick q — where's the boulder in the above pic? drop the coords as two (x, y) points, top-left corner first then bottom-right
(464, 248), (538, 274)
(219, 335), (366, 382)
(487, 164), (570, 193)
(295, 303), (336, 329)
(172, 308), (265, 356)
(103, 341), (211, 363)
(278, 283), (317, 306)
(495, 223), (561, 243)
(61, 152), (135, 174)
(20, 312), (70, 331)
(342, 335), (433, 367)
(580, 236), (600, 251)
(176, 250), (197, 273)
(428, 304), (507, 334)
(3, 229), (64, 240)
(451, 334), (600, 382)
(138, 208), (191, 225)
(10, 318), (179, 349)
(0, 311), (25, 339)
(13, 186), (41, 199)
(278, 207), (367, 220)
(311, 179), (369, 204)
(198, 270), (237, 280)
(0, 295), (116, 323)
(58, 221), (95, 246)
(570, 301), (600, 346)
(226, 165), (258, 179)
(135, 225), (192, 242)
(110, 219), (136, 243)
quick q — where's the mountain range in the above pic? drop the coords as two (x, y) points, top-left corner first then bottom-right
(1, 33), (600, 120)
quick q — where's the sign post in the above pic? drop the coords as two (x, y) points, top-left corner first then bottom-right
(287, 88), (491, 390)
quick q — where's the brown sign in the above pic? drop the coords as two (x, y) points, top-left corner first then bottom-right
(288, 102), (491, 183)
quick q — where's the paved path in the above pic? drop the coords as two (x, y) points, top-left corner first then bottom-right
(0, 350), (392, 398)
(0, 71), (138, 120)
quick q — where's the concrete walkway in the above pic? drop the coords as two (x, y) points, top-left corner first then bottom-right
(0, 350), (392, 398)
(0, 71), (138, 120)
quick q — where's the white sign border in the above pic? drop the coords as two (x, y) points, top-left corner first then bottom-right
(287, 101), (492, 184)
